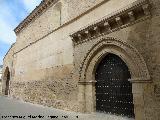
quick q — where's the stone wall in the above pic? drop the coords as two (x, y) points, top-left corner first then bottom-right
(2, 0), (160, 119)
(14, 0), (139, 82)
(3, 0), (146, 112)
(2, 44), (15, 95)
(15, 2), (62, 53)
(15, 0), (138, 80)
(11, 0), (138, 109)
(10, 77), (78, 111)
(67, 0), (138, 20)
(71, 0), (160, 119)
(15, 0), (138, 53)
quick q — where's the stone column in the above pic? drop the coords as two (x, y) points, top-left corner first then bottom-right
(78, 80), (96, 113)
(85, 81), (96, 113)
(132, 83), (145, 120)
(78, 82), (86, 113)
(130, 79), (152, 120)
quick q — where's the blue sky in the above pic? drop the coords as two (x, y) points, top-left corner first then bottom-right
(0, 0), (42, 65)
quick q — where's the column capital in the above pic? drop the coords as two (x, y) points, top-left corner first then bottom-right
(129, 78), (152, 83)
(78, 80), (97, 85)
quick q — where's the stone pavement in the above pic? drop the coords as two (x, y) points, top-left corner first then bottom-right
(0, 96), (134, 120)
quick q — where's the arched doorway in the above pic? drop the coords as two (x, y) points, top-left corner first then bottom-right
(4, 67), (10, 95)
(95, 53), (134, 118)
(76, 38), (151, 120)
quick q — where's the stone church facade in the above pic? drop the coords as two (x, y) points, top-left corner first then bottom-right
(1, 0), (160, 119)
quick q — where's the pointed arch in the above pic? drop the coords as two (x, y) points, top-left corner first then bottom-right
(79, 37), (151, 83)
(77, 37), (152, 117)
(2, 67), (10, 95)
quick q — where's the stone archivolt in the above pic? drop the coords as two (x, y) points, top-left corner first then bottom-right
(71, 0), (151, 46)
(78, 37), (151, 84)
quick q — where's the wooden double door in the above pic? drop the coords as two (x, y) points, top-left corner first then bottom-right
(95, 54), (135, 118)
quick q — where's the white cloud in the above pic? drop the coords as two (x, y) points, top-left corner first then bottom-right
(23, 0), (42, 12)
(0, 1), (17, 44)
(0, 3), (17, 44)
(0, 1), (24, 45)
(0, 18), (16, 44)
(0, 0), (42, 45)
(0, 0), (42, 64)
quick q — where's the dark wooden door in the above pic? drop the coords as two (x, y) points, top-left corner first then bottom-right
(95, 53), (134, 118)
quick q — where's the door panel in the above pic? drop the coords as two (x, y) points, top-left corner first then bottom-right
(95, 54), (134, 118)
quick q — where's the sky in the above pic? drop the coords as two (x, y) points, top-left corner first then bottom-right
(0, 0), (42, 65)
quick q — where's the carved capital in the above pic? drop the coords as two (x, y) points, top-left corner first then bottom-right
(129, 78), (152, 83)
(85, 30), (91, 38)
(104, 22), (111, 31)
(115, 17), (123, 26)
(78, 34), (82, 41)
(142, 4), (150, 16)
(128, 11), (135, 22)
(78, 80), (97, 85)
(93, 26), (100, 34)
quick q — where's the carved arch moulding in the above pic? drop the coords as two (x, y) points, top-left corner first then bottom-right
(70, 0), (151, 84)
(77, 37), (151, 84)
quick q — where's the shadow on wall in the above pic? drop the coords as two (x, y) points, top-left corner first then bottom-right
(2, 66), (10, 96)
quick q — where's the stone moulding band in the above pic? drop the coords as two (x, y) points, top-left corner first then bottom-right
(70, 0), (151, 46)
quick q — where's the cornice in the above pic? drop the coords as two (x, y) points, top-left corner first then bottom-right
(14, 0), (58, 35)
(70, 0), (151, 46)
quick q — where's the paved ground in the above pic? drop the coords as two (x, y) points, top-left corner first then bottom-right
(0, 96), (134, 120)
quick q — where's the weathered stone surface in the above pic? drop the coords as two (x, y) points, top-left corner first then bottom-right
(2, 0), (160, 119)
(10, 78), (78, 111)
